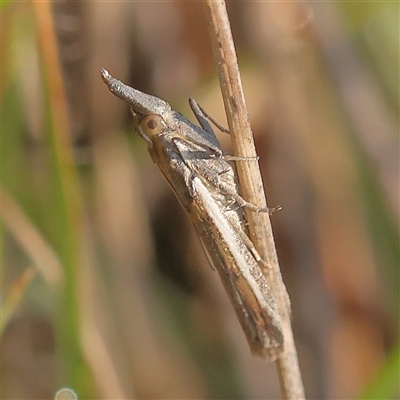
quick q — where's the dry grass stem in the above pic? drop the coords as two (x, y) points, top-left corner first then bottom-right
(203, 1), (305, 398)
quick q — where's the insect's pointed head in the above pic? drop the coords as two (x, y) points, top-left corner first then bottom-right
(101, 69), (171, 116)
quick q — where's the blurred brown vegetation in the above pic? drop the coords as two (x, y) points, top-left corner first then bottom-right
(1, 1), (398, 399)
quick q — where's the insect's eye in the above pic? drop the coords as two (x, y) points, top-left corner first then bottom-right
(139, 115), (164, 137)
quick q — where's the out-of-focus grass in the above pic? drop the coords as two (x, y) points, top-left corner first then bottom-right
(2, 2), (93, 397)
(339, 1), (399, 103)
(0, 0), (12, 9)
(358, 341), (400, 400)
(32, 1), (93, 395)
(0, 266), (36, 335)
(340, 0), (399, 347)
(1, 1), (398, 399)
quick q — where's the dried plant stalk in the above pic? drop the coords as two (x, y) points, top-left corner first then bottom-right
(203, 1), (305, 398)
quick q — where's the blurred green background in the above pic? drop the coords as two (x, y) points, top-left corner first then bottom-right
(1, 1), (399, 399)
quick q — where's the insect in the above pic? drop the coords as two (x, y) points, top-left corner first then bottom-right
(101, 69), (283, 360)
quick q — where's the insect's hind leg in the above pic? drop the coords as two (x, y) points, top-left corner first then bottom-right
(217, 180), (281, 214)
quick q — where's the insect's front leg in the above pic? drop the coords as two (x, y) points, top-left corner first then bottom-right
(189, 98), (230, 134)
